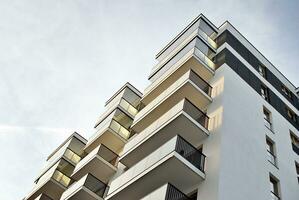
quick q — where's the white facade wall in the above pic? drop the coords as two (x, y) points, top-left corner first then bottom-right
(197, 64), (299, 200)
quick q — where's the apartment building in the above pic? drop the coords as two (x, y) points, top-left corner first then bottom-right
(24, 14), (299, 200)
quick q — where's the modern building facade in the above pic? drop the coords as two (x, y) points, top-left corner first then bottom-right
(24, 14), (299, 200)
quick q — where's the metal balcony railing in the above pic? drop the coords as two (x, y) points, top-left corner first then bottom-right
(270, 191), (280, 200)
(183, 99), (209, 130)
(175, 135), (206, 172)
(189, 70), (212, 96)
(165, 184), (190, 200)
(84, 174), (107, 198)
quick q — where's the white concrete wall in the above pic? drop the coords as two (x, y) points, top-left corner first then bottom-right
(197, 64), (299, 200)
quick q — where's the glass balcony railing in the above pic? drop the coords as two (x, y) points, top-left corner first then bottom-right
(270, 191), (280, 200)
(175, 135), (206, 172)
(64, 149), (81, 165)
(119, 98), (138, 117)
(52, 170), (71, 187)
(165, 183), (191, 200)
(267, 150), (276, 166)
(110, 119), (132, 140)
(198, 28), (217, 49)
(183, 99), (209, 130)
(189, 70), (212, 96)
(194, 47), (215, 70)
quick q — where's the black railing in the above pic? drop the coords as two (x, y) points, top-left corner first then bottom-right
(183, 99), (209, 129)
(165, 183), (190, 200)
(292, 143), (299, 156)
(175, 135), (206, 172)
(84, 174), (107, 198)
(270, 191), (280, 200)
(189, 70), (212, 96)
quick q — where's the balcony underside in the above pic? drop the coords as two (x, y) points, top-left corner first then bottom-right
(132, 81), (211, 133)
(106, 153), (205, 200)
(72, 155), (117, 183)
(63, 186), (103, 200)
(84, 128), (126, 155)
(34, 194), (53, 200)
(143, 55), (213, 105)
(26, 179), (65, 200)
(120, 112), (208, 167)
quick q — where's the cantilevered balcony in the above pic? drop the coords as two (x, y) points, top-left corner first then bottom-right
(60, 174), (107, 200)
(155, 14), (217, 63)
(85, 109), (134, 154)
(120, 98), (209, 167)
(25, 159), (73, 200)
(71, 144), (118, 183)
(144, 37), (215, 107)
(143, 65), (212, 106)
(106, 135), (206, 200)
(132, 70), (212, 133)
(141, 183), (191, 200)
(149, 36), (216, 85)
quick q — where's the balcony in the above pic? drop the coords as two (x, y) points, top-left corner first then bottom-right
(143, 65), (212, 107)
(34, 194), (53, 200)
(106, 135), (206, 200)
(72, 144), (118, 183)
(155, 15), (217, 63)
(150, 36), (215, 85)
(85, 118), (133, 154)
(25, 170), (70, 200)
(120, 98), (209, 167)
(132, 70), (211, 133)
(61, 174), (107, 200)
(141, 183), (191, 200)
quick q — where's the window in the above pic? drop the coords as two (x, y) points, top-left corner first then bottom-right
(290, 132), (299, 155)
(263, 107), (272, 130)
(266, 138), (277, 166)
(270, 175), (280, 200)
(295, 162), (299, 184)
(261, 85), (270, 102)
(282, 85), (292, 99)
(286, 107), (297, 122)
(258, 64), (267, 78)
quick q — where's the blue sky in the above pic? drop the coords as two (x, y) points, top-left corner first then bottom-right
(0, 0), (298, 199)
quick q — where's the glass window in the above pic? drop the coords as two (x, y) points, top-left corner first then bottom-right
(290, 131), (299, 156)
(270, 175), (280, 200)
(266, 139), (276, 166)
(258, 64), (267, 78)
(286, 107), (297, 122)
(261, 85), (270, 102)
(263, 107), (272, 130)
(282, 85), (292, 99)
